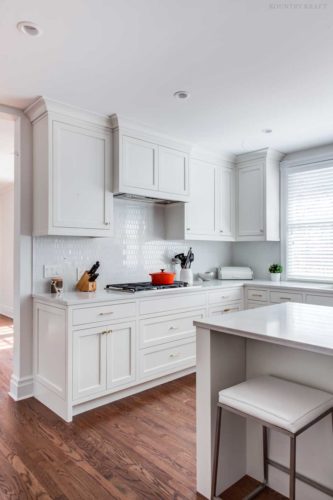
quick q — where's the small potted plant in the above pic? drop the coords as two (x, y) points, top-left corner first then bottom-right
(269, 263), (283, 282)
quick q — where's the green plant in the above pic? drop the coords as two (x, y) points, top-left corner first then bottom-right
(269, 263), (283, 274)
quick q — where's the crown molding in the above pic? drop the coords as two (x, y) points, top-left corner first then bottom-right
(24, 97), (112, 128)
(236, 147), (284, 164)
(191, 147), (235, 166)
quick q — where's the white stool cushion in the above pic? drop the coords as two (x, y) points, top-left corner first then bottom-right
(219, 376), (333, 433)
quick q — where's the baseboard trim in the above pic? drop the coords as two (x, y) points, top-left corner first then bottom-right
(9, 374), (34, 400)
(0, 304), (13, 319)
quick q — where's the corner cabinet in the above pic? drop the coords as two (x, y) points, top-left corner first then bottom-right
(236, 148), (284, 241)
(166, 158), (235, 241)
(111, 115), (190, 202)
(25, 97), (113, 237)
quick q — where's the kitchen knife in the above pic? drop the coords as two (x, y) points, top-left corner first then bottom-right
(89, 273), (99, 282)
(88, 261), (100, 275)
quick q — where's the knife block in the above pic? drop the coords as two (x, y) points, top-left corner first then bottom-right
(76, 271), (97, 292)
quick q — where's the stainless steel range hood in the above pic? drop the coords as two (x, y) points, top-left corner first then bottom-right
(113, 193), (181, 205)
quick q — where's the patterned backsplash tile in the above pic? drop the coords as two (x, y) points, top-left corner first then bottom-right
(33, 200), (232, 292)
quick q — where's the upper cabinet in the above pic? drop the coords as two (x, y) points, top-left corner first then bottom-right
(236, 148), (284, 241)
(111, 115), (190, 202)
(25, 98), (113, 237)
(166, 157), (235, 241)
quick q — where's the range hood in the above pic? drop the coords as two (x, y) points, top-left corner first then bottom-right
(114, 193), (181, 205)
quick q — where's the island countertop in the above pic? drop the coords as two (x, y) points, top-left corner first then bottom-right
(194, 302), (333, 356)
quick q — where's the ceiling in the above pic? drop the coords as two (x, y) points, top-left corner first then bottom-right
(1, 0), (333, 154)
(0, 118), (14, 190)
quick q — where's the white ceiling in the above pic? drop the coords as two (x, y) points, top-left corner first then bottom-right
(1, 0), (333, 154)
(0, 118), (14, 190)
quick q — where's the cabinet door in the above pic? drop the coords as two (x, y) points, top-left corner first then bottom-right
(237, 163), (264, 238)
(158, 146), (189, 198)
(122, 136), (158, 191)
(52, 120), (112, 231)
(216, 167), (235, 239)
(73, 327), (107, 400)
(186, 160), (216, 236)
(106, 322), (136, 390)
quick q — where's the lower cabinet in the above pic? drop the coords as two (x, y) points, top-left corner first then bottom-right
(208, 302), (242, 316)
(73, 321), (135, 401)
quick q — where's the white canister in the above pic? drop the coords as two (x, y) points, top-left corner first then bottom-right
(180, 268), (193, 285)
(270, 273), (281, 282)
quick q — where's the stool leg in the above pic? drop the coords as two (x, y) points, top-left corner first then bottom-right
(263, 426), (268, 484)
(289, 436), (296, 500)
(211, 405), (222, 500)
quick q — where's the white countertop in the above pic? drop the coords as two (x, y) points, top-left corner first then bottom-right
(32, 279), (333, 306)
(194, 302), (333, 356)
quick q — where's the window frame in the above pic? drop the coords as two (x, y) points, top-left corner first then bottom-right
(281, 159), (333, 283)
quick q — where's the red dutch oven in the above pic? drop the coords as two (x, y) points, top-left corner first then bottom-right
(149, 269), (176, 285)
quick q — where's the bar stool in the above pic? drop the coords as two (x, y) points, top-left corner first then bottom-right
(211, 375), (333, 500)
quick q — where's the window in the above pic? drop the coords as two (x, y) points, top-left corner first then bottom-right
(282, 161), (333, 282)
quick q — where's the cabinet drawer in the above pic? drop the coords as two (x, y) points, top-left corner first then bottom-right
(208, 302), (242, 317)
(139, 339), (196, 380)
(269, 291), (303, 304)
(208, 287), (243, 305)
(139, 309), (205, 348)
(246, 288), (268, 302)
(139, 293), (205, 315)
(246, 300), (267, 310)
(73, 302), (136, 326)
(305, 294), (333, 307)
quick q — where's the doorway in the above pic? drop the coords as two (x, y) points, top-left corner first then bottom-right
(0, 116), (14, 357)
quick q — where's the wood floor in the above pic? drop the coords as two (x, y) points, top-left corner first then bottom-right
(0, 315), (285, 499)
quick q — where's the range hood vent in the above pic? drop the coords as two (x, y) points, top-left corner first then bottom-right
(114, 193), (181, 205)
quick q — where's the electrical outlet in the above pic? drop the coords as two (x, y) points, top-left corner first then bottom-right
(44, 264), (63, 278)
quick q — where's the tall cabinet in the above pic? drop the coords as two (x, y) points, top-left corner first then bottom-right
(236, 148), (284, 241)
(25, 97), (113, 237)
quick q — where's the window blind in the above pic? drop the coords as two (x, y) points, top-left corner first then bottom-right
(286, 163), (333, 281)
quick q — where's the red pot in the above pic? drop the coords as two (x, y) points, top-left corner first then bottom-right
(149, 269), (176, 285)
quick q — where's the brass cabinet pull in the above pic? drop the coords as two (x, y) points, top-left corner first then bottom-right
(101, 329), (112, 335)
(99, 311), (114, 316)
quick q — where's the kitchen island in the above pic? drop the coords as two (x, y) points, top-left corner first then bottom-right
(194, 302), (333, 499)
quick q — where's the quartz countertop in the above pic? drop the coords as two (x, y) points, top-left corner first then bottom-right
(194, 302), (333, 356)
(32, 279), (333, 306)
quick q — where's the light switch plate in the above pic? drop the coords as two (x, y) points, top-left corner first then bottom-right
(44, 264), (63, 278)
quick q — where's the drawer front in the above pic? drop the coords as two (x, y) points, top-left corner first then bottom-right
(208, 302), (242, 317)
(246, 288), (268, 302)
(139, 309), (205, 349)
(269, 291), (303, 304)
(139, 293), (206, 315)
(246, 300), (267, 310)
(139, 340), (196, 380)
(73, 302), (136, 326)
(305, 294), (333, 307)
(208, 287), (243, 305)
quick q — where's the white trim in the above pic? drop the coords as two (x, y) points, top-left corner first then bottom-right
(9, 374), (34, 400)
(0, 304), (14, 318)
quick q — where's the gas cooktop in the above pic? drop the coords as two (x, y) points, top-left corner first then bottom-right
(105, 281), (189, 293)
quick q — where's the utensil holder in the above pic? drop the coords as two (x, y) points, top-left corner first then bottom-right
(76, 271), (97, 292)
(180, 268), (193, 285)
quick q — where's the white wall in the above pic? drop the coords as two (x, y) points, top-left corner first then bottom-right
(33, 199), (233, 292)
(0, 185), (14, 316)
(232, 242), (280, 280)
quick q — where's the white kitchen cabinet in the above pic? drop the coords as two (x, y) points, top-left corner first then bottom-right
(158, 146), (189, 197)
(208, 302), (242, 316)
(25, 97), (113, 237)
(111, 115), (191, 202)
(122, 136), (158, 191)
(236, 148), (283, 241)
(106, 322), (136, 389)
(165, 159), (235, 241)
(73, 326), (107, 401)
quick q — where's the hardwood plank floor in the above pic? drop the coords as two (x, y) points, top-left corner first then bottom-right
(0, 315), (285, 499)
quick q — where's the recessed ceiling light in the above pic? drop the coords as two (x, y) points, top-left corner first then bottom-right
(173, 90), (190, 101)
(262, 128), (273, 134)
(17, 21), (43, 37)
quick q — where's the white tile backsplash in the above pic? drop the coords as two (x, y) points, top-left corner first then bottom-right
(33, 200), (232, 292)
